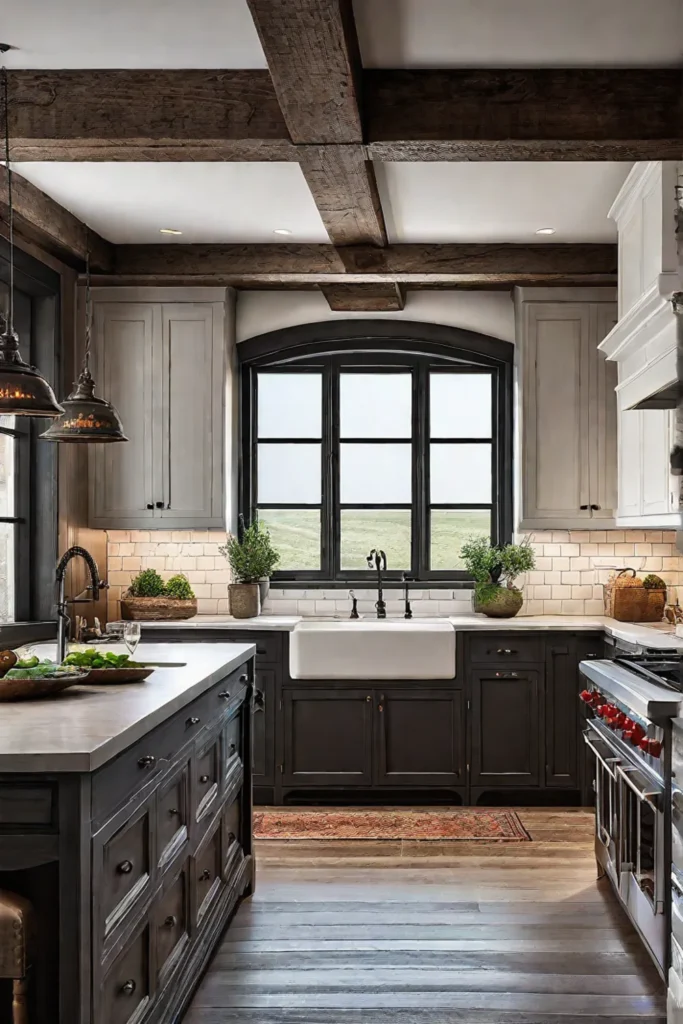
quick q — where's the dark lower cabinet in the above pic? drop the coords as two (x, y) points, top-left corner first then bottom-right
(470, 668), (541, 787)
(253, 667), (275, 788)
(375, 689), (464, 786)
(545, 642), (577, 787)
(283, 688), (373, 786)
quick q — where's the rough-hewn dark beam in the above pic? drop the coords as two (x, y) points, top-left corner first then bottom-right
(246, 0), (362, 145)
(112, 242), (616, 286)
(0, 167), (113, 271)
(7, 70), (293, 162)
(364, 68), (683, 161)
(299, 146), (386, 246)
(321, 282), (405, 311)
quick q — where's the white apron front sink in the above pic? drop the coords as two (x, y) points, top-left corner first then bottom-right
(289, 620), (456, 680)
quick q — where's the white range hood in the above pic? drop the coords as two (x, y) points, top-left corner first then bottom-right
(599, 162), (680, 412)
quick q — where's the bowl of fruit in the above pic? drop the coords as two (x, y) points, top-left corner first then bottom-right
(0, 652), (91, 701)
(62, 648), (154, 684)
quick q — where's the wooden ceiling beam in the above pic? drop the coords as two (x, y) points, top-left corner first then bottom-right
(111, 242), (616, 287)
(0, 166), (113, 271)
(321, 282), (405, 311)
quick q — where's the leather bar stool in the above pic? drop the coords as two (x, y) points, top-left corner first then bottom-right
(0, 890), (32, 1024)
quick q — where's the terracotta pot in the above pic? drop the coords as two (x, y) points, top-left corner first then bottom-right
(229, 583), (260, 619)
(259, 579), (270, 607)
(476, 586), (524, 619)
(120, 595), (198, 621)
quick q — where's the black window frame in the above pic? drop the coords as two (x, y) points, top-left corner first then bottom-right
(239, 320), (513, 588)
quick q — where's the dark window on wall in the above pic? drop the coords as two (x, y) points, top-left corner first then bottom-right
(240, 321), (513, 586)
(0, 242), (60, 622)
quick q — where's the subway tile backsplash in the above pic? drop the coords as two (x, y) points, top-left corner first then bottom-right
(105, 529), (683, 619)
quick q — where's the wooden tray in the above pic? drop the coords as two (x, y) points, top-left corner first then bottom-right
(83, 667), (154, 685)
(0, 670), (90, 701)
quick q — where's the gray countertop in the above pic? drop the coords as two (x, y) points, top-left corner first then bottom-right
(0, 642), (255, 774)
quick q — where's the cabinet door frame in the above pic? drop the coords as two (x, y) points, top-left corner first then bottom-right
(374, 687), (464, 787)
(282, 687), (373, 787)
(253, 667), (276, 787)
(469, 668), (543, 788)
(544, 642), (577, 788)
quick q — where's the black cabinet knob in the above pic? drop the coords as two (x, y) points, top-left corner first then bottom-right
(218, 691), (231, 700)
(199, 774), (210, 784)
(199, 868), (211, 881)
(164, 915), (177, 929)
(117, 860), (133, 875)
(229, 742), (236, 754)
(186, 716), (200, 726)
(496, 648), (516, 655)
(155, 501), (164, 509)
(146, 503), (154, 510)
(138, 755), (156, 769)
(168, 807), (179, 816)
(579, 504), (589, 510)
(120, 979), (136, 996)
(591, 504), (601, 511)
(227, 831), (236, 845)
(239, 674), (248, 683)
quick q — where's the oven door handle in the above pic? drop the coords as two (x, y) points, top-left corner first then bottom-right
(616, 764), (662, 807)
(583, 730), (620, 779)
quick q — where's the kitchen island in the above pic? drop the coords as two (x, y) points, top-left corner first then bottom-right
(0, 642), (255, 1024)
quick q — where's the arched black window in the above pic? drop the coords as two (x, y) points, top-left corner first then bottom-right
(239, 320), (513, 586)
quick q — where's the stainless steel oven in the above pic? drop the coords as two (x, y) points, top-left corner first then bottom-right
(584, 724), (621, 886)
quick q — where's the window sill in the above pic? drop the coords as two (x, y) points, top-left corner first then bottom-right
(271, 580), (475, 590)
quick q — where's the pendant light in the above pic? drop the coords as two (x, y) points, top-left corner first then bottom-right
(0, 58), (63, 417)
(41, 250), (128, 443)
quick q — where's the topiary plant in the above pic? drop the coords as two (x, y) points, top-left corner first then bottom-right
(643, 573), (666, 590)
(128, 568), (165, 597)
(459, 535), (536, 604)
(219, 516), (280, 583)
(164, 574), (195, 600)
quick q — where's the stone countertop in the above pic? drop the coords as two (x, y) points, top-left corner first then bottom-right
(449, 614), (683, 649)
(130, 615), (303, 632)
(0, 642), (255, 774)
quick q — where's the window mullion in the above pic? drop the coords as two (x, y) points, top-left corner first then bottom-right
(413, 363), (427, 579)
(321, 363), (337, 581)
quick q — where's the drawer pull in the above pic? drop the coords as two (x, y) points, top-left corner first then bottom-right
(229, 742), (236, 754)
(186, 716), (200, 726)
(495, 672), (518, 679)
(168, 807), (179, 816)
(227, 831), (236, 845)
(164, 915), (177, 929)
(117, 860), (133, 875)
(254, 689), (265, 712)
(496, 648), (516, 655)
(239, 673), (248, 683)
(120, 979), (136, 996)
(218, 691), (231, 700)
(137, 755), (156, 769)
(199, 868), (211, 881)
(200, 774), (210, 784)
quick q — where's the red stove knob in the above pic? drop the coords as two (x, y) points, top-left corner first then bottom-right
(631, 724), (645, 746)
(590, 691), (603, 707)
(623, 718), (634, 731)
(638, 736), (650, 752)
(648, 739), (663, 758)
(579, 689), (593, 704)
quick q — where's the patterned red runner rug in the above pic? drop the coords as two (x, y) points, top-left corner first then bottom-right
(253, 808), (531, 842)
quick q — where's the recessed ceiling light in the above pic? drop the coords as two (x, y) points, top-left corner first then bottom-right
(273, 228), (292, 236)
(159, 228), (183, 235)
(535, 227), (556, 235)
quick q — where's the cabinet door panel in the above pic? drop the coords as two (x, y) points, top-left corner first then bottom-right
(545, 643), (579, 788)
(90, 302), (156, 525)
(253, 668), (275, 786)
(283, 689), (373, 786)
(376, 689), (464, 786)
(641, 409), (672, 515)
(470, 670), (541, 787)
(159, 303), (224, 524)
(618, 406), (642, 518)
(591, 304), (618, 519)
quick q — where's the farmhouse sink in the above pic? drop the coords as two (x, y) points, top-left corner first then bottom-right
(289, 620), (456, 680)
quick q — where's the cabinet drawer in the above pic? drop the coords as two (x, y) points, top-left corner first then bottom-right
(226, 632), (281, 664)
(0, 784), (55, 829)
(157, 761), (189, 871)
(469, 634), (542, 664)
(155, 861), (190, 985)
(194, 818), (223, 928)
(101, 922), (152, 1024)
(194, 729), (221, 826)
(96, 800), (152, 943)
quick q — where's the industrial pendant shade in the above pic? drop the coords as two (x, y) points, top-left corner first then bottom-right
(41, 254), (128, 443)
(0, 56), (63, 417)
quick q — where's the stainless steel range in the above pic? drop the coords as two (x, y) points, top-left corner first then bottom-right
(579, 652), (682, 980)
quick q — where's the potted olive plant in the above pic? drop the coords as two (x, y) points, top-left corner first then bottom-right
(460, 536), (536, 618)
(121, 569), (197, 621)
(220, 518), (280, 619)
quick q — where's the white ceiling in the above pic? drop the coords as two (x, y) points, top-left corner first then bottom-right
(1, 0), (267, 68)
(376, 162), (633, 243)
(353, 0), (683, 67)
(12, 163), (331, 243)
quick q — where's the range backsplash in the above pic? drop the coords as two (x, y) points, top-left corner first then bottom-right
(105, 529), (683, 620)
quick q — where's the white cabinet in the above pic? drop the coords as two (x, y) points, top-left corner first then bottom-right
(617, 406), (679, 526)
(517, 290), (617, 530)
(88, 291), (227, 530)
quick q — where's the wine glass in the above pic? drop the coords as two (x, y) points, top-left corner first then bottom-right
(124, 621), (141, 658)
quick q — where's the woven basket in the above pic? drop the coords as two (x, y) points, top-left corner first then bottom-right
(603, 580), (666, 623)
(120, 595), (198, 621)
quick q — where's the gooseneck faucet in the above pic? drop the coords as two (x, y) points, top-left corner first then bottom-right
(367, 549), (387, 619)
(56, 546), (105, 663)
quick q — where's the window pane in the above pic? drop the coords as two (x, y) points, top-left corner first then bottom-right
(341, 510), (411, 570)
(258, 373), (322, 438)
(430, 373), (492, 438)
(341, 443), (411, 503)
(340, 373), (411, 438)
(0, 430), (15, 518)
(0, 522), (15, 622)
(257, 443), (321, 503)
(430, 443), (492, 503)
(431, 510), (491, 571)
(257, 509), (320, 570)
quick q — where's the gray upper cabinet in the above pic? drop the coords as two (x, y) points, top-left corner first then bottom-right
(517, 290), (617, 530)
(89, 291), (226, 530)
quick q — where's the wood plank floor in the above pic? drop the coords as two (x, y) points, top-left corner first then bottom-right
(183, 808), (667, 1023)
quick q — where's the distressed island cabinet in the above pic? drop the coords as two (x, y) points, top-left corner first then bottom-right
(0, 644), (255, 1024)
(515, 288), (618, 530)
(88, 288), (230, 530)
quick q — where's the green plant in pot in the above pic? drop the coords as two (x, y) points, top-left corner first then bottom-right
(219, 517), (280, 619)
(121, 569), (197, 621)
(459, 536), (536, 618)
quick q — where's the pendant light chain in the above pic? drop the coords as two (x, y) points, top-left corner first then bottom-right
(83, 246), (92, 374)
(2, 64), (14, 339)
